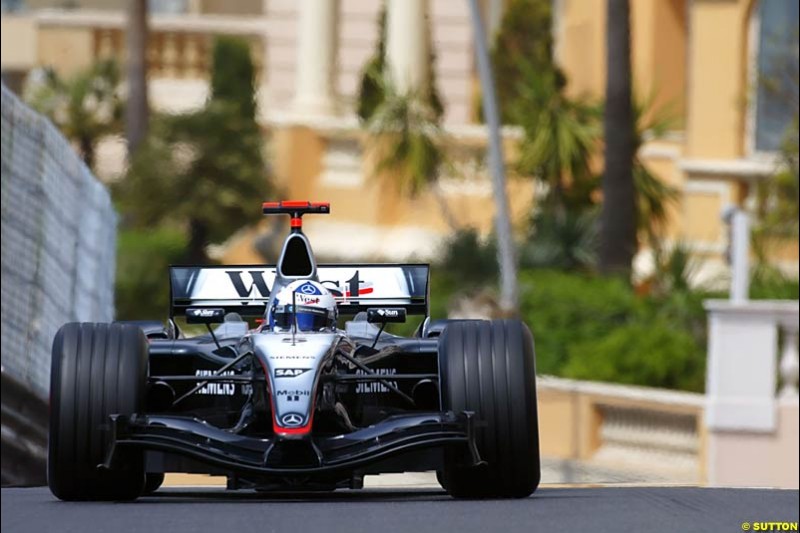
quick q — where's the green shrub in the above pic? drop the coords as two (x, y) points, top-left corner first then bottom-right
(518, 270), (638, 376)
(437, 228), (498, 287)
(490, 0), (560, 124)
(563, 320), (705, 392)
(210, 36), (257, 120)
(750, 265), (800, 300)
(520, 207), (598, 271)
(517, 269), (707, 392)
(115, 227), (188, 320)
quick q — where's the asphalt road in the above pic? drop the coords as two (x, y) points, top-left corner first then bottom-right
(2, 486), (798, 533)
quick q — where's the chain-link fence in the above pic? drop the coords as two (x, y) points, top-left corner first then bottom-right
(1, 82), (117, 400)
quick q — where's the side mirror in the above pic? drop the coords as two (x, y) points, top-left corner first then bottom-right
(186, 307), (226, 324)
(366, 307), (407, 324)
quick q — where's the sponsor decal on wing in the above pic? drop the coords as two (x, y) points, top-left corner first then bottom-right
(195, 370), (237, 395)
(355, 368), (398, 394)
(171, 265), (427, 309)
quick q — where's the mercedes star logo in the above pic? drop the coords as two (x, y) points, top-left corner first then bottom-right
(300, 284), (316, 294)
(280, 413), (304, 427)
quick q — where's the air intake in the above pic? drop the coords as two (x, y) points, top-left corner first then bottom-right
(277, 234), (315, 278)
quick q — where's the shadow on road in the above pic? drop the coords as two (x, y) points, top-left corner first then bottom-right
(137, 487), (454, 504)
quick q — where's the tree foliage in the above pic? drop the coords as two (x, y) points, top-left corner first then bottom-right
(210, 36), (258, 121)
(490, 0), (560, 124)
(366, 83), (443, 197)
(755, 118), (799, 240)
(632, 94), (681, 251)
(513, 65), (602, 210)
(27, 60), (123, 170)
(357, 7), (443, 124)
(115, 228), (187, 319)
(438, 228), (498, 286)
(518, 269), (707, 392)
(521, 206), (599, 271)
(115, 36), (269, 264)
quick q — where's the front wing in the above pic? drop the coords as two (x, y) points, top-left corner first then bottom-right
(104, 411), (482, 476)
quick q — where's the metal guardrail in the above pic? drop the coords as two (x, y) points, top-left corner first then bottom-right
(0, 371), (48, 486)
(1, 82), (117, 485)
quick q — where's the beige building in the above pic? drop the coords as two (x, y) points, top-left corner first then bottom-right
(1, 0), (798, 275)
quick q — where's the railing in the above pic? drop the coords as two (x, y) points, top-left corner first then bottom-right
(35, 10), (264, 80)
(537, 376), (705, 483)
(704, 299), (799, 488)
(704, 299), (800, 431)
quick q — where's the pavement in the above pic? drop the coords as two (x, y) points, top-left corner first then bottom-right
(2, 484), (797, 533)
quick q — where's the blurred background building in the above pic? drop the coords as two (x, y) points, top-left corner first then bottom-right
(2, 0), (797, 276)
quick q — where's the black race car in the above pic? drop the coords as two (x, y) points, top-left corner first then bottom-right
(47, 201), (540, 500)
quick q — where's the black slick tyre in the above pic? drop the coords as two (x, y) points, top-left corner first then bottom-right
(48, 322), (148, 501)
(438, 319), (540, 498)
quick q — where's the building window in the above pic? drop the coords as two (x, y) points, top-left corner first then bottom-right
(751, 1), (799, 153)
(148, 0), (188, 15)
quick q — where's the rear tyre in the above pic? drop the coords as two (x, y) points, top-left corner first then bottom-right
(48, 322), (148, 501)
(438, 320), (540, 498)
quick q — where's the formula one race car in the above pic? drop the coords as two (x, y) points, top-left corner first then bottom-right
(47, 201), (540, 500)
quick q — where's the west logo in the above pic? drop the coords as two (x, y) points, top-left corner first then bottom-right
(275, 368), (310, 378)
(225, 270), (271, 298)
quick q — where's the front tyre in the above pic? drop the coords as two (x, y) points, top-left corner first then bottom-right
(438, 320), (541, 498)
(48, 323), (148, 501)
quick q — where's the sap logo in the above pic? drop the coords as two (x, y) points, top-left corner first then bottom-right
(275, 368), (310, 378)
(225, 270), (272, 298)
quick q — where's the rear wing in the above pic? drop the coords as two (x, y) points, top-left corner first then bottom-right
(169, 264), (429, 318)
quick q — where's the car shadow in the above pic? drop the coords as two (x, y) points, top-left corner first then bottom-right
(137, 487), (454, 504)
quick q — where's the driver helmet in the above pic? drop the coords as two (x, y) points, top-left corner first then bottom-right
(269, 280), (337, 332)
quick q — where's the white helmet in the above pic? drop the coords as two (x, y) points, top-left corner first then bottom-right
(269, 280), (337, 332)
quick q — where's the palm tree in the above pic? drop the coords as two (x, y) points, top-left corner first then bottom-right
(491, 0), (557, 124)
(521, 206), (599, 270)
(365, 82), (459, 230)
(632, 94), (680, 252)
(27, 60), (123, 170)
(513, 63), (602, 211)
(359, 3), (452, 229)
(361, 1), (519, 312)
(126, 0), (149, 156)
(600, 0), (636, 277)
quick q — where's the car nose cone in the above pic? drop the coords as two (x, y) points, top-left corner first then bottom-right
(280, 413), (304, 427)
